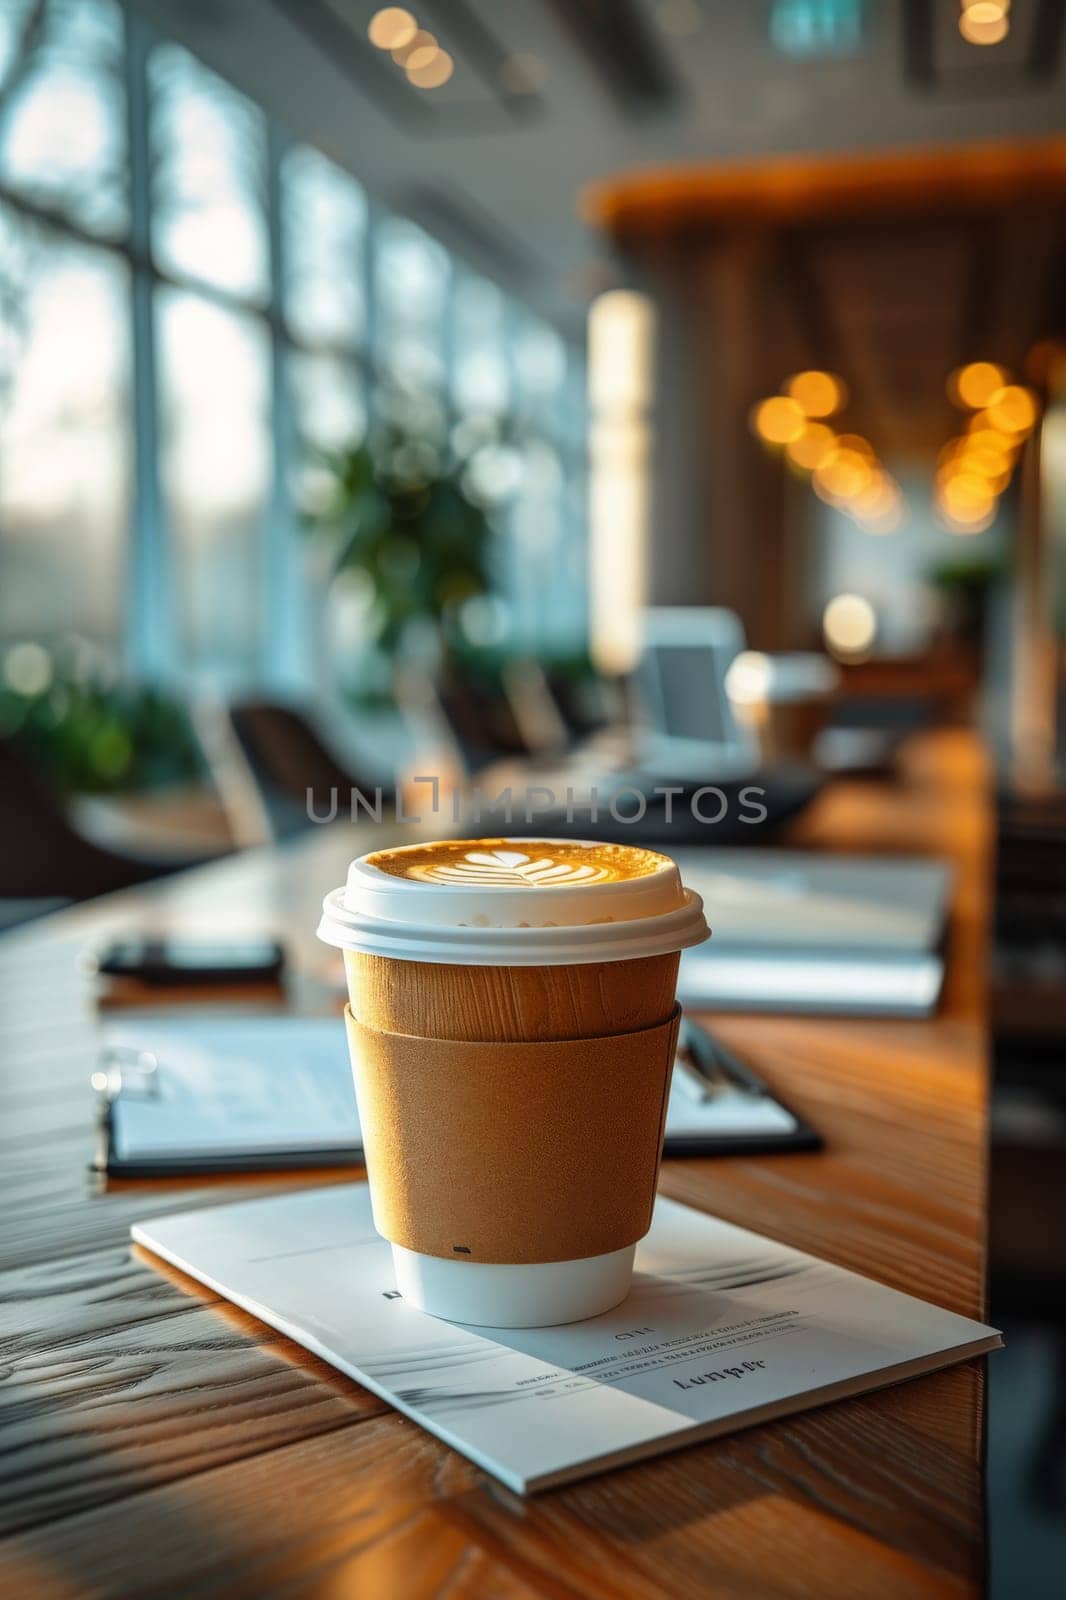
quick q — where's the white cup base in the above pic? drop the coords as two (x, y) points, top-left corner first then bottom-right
(390, 1241), (636, 1328)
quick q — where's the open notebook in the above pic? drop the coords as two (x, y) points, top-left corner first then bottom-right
(133, 1183), (1001, 1495)
(96, 1014), (817, 1175)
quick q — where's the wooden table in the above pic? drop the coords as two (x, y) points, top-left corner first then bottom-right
(0, 731), (992, 1599)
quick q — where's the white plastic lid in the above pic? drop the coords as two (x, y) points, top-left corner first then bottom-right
(317, 838), (709, 967)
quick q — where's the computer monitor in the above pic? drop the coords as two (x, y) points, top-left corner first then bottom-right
(633, 608), (760, 780)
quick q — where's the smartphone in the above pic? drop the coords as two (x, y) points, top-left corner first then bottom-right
(92, 937), (286, 988)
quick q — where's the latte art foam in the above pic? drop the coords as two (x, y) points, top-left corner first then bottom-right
(366, 839), (669, 889)
(411, 850), (609, 887)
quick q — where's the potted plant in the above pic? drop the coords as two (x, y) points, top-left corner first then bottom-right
(307, 405), (507, 703)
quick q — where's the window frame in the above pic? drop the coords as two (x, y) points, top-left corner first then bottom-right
(0, 1), (588, 687)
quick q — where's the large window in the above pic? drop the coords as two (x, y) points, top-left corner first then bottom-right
(149, 43), (269, 304)
(0, 0), (587, 692)
(0, 0), (127, 235)
(0, 214), (131, 647)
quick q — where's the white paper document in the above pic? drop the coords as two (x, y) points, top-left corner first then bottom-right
(673, 850), (950, 1016)
(104, 1016), (799, 1167)
(133, 1184), (1000, 1494)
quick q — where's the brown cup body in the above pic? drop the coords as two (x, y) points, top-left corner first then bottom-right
(343, 949), (679, 1042)
(343, 950), (682, 1265)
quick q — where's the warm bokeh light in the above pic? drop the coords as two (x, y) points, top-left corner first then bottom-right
(405, 40), (440, 71)
(974, 467), (1010, 495)
(959, 3), (1010, 47)
(407, 50), (454, 87)
(589, 293), (655, 674)
(752, 395), (806, 445)
(368, 7), (417, 50)
(938, 501), (994, 533)
(785, 370), (847, 418)
(961, 1), (1012, 17)
(834, 433), (875, 459)
(941, 473), (995, 517)
(936, 438), (1015, 526)
(823, 594), (876, 660)
(814, 445), (873, 501)
(942, 505), (996, 534)
(967, 420), (1018, 455)
(756, 381), (902, 533)
(725, 650), (772, 707)
(950, 360), (1008, 410)
(962, 441), (1012, 476)
(391, 27), (436, 64)
(785, 421), (836, 470)
(852, 475), (898, 522)
(937, 352), (1031, 526)
(985, 384), (1039, 435)
(589, 290), (654, 414)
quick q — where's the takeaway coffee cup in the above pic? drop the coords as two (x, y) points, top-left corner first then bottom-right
(317, 838), (709, 1327)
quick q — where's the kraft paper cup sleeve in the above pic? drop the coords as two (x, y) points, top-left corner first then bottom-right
(344, 1005), (681, 1265)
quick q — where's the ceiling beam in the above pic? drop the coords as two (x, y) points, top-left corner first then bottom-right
(583, 136), (1066, 239)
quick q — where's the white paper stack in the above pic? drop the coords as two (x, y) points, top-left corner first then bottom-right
(133, 1184), (1000, 1494)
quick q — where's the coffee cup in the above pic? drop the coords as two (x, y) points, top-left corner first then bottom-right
(318, 838), (708, 1327)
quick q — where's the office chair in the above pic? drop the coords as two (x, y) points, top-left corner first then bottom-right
(225, 700), (393, 840)
(0, 736), (192, 915)
(542, 667), (629, 742)
(436, 673), (532, 773)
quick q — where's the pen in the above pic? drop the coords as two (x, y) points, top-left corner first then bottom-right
(673, 1035), (730, 1102)
(673, 1020), (768, 1103)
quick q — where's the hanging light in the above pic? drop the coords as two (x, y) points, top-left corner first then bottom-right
(958, 1), (1010, 46)
(751, 395), (806, 445)
(786, 421), (837, 470)
(368, 8), (417, 50)
(785, 370), (847, 418)
(949, 361), (1008, 410)
(985, 385), (1039, 436)
(823, 594), (876, 660)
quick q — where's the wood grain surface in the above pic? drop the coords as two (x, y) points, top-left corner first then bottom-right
(0, 731), (991, 1600)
